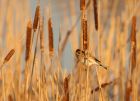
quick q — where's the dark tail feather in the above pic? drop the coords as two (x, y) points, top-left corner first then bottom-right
(99, 64), (108, 70)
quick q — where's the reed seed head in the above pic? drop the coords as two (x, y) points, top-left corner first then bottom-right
(33, 5), (40, 31)
(93, 0), (98, 30)
(63, 75), (70, 101)
(82, 18), (88, 50)
(48, 17), (54, 57)
(80, 0), (86, 10)
(4, 49), (15, 64)
(130, 16), (136, 73)
(25, 20), (32, 61)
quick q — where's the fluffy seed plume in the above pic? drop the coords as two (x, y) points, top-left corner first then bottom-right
(48, 17), (54, 57)
(25, 20), (32, 61)
(33, 5), (40, 31)
(3, 49), (15, 64)
(93, 0), (98, 30)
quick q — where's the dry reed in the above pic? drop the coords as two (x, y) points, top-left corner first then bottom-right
(24, 20), (33, 100)
(125, 80), (132, 101)
(130, 16), (136, 74)
(40, 17), (45, 54)
(0, 49), (15, 101)
(59, 0), (91, 55)
(48, 17), (54, 57)
(29, 5), (41, 88)
(62, 75), (70, 101)
(125, 16), (137, 101)
(3, 49), (15, 64)
(33, 5), (40, 32)
(94, 79), (117, 92)
(82, 18), (88, 50)
(30, 21), (40, 89)
(93, 0), (98, 30)
(25, 20), (32, 62)
(59, 30), (71, 57)
(40, 16), (46, 82)
(8, 94), (13, 101)
(0, 0), (139, 101)
(80, 0), (86, 10)
(130, 16), (137, 101)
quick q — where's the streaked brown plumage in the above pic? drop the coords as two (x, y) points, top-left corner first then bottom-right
(75, 49), (108, 69)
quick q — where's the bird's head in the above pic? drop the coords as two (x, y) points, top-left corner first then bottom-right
(75, 49), (85, 58)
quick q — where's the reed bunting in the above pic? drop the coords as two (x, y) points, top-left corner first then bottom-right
(75, 49), (108, 70)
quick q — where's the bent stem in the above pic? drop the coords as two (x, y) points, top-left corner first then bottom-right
(0, 64), (6, 101)
(95, 67), (104, 101)
(86, 66), (89, 101)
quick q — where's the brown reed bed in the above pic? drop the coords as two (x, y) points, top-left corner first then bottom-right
(0, 0), (140, 101)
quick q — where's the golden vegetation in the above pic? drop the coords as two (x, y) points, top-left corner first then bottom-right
(0, 0), (140, 101)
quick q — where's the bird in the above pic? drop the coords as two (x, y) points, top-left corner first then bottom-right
(75, 49), (108, 70)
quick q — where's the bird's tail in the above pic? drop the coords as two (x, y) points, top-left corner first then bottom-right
(99, 63), (108, 70)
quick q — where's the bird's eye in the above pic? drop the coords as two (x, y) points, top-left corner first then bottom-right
(76, 49), (80, 54)
(76, 49), (80, 52)
(76, 49), (82, 57)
